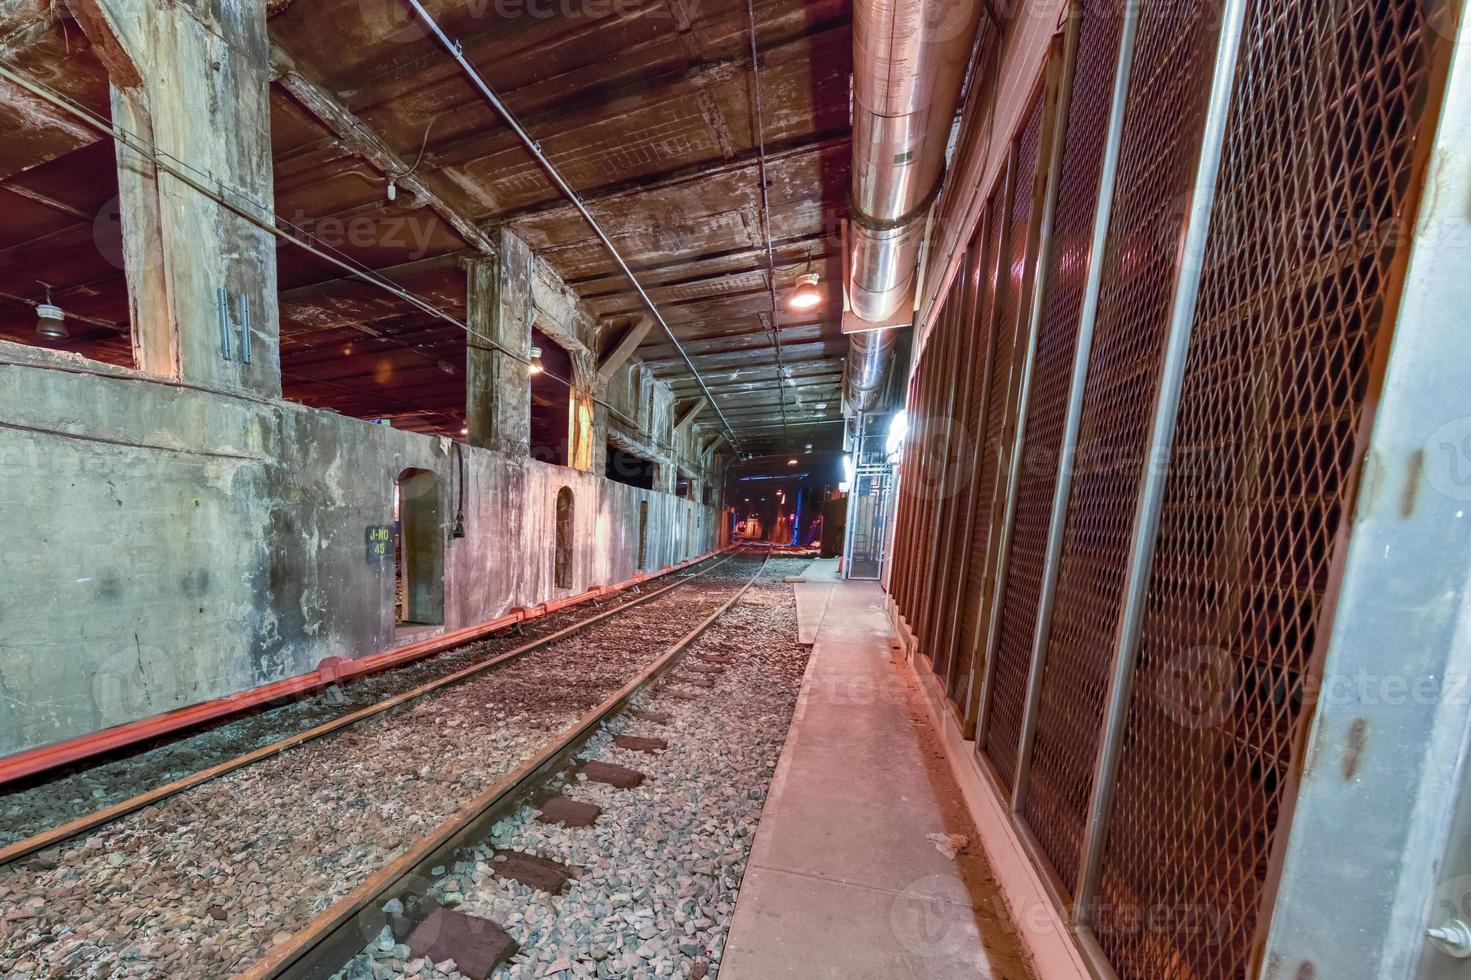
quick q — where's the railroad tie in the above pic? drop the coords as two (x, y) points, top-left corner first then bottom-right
(665, 688), (703, 700)
(676, 673), (716, 688)
(536, 795), (602, 828)
(491, 851), (574, 894)
(629, 709), (672, 725)
(573, 760), (646, 789)
(405, 907), (518, 980)
(683, 663), (725, 675)
(613, 735), (668, 754)
(697, 653), (735, 665)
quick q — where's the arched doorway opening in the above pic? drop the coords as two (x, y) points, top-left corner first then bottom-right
(555, 486), (575, 589)
(395, 468), (444, 626)
(638, 500), (649, 570)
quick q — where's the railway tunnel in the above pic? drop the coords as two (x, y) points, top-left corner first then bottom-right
(1, 0), (1469, 978)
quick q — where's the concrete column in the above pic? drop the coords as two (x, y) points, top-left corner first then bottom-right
(465, 246), (531, 457)
(77, 0), (281, 396)
(568, 349), (605, 476)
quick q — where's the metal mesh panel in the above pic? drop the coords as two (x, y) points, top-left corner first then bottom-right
(922, 297), (965, 661)
(979, 94), (1046, 790)
(929, 259), (980, 679)
(1027, 0), (1221, 891)
(1015, 1), (1128, 893)
(1094, 0), (1440, 975)
(950, 191), (1007, 706)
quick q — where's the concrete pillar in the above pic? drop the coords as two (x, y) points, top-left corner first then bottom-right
(76, 0), (280, 396)
(466, 247), (530, 457)
(568, 349), (605, 476)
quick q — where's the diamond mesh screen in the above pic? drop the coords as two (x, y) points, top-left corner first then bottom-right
(1013, 1), (1128, 893)
(921, 298), (965, 660)
(1093, 0), (1441, 975)
(979, 94), (1047, 791)
(929, 249), (985, 680)
(1025, 0), (1222, 886)
(950, 191), (1007, 707)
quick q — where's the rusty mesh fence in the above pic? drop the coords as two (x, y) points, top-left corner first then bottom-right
(921, 297), (966, 663)
(1019, 0), (1221, 886)
(950, 191), (1007, 708)
(1092, 0), (1442, 975)
(932, 243), (988, 680)
(978, 93), (1047, 791)
(1013, 0), (1128, 893)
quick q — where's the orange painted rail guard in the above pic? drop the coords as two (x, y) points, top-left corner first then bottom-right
(0, 547), (730, 788)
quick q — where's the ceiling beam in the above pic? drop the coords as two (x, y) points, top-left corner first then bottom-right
(674, 396), (708, 434)
(596, 314), (655, 383)
(497, 130), (850, 230)
(278, 251), (470, 304)
(269, 43), (498, 256)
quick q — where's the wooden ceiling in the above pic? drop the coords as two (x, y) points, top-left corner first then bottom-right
(0, 0), (851, 451)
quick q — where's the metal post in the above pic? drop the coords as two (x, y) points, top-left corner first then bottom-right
(239, 294), (252, 365)
(1073, 0), (1251, 917)
(1013, 0), (1140, 838)
(963, 151), (1018, 742)
(1005, 18), (1080, 809)
(217, 286), (232, 360)
(1258, 8), (1471, 975)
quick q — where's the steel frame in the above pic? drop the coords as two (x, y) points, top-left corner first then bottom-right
(1072, 0), (1251, 936)
(997, 25), (1076, 812)
(960, 154), (1017, 739)
(1259, 6), (1471, 976)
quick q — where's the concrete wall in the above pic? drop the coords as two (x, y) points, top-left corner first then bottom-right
(0, 342), (720, 756)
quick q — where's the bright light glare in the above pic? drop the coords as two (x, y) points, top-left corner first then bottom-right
(885, 409), (908, 457)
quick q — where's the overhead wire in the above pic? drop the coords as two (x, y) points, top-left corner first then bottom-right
(744, 0), (791, 451)
(0, 55), (652, 433)
(401, 0), (744, 454)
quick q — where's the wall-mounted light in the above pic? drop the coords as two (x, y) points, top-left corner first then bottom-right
(787, 458), (798, 465)
(35, 283), (66, 340)
(528, 345), (544, 375)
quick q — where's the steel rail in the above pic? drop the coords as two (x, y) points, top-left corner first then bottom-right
(246, 553), (772, 980)
(402, 0), (743, 453)
(0, 551), (750, 869)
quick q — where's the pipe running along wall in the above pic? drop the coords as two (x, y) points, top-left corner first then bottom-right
(845, 0), (982, 411)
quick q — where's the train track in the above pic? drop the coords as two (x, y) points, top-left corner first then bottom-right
(244, 553), (775, 980)
(0, 551), (748, 868)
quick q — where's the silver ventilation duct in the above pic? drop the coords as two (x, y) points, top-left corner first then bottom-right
(844, 0), (982, 411)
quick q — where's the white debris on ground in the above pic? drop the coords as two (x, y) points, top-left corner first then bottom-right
(335, 560), (810, 980)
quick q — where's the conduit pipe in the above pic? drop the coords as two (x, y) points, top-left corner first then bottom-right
(845, 0), (982, 411)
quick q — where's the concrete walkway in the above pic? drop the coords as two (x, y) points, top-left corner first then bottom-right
(721, 577), (1034, 979)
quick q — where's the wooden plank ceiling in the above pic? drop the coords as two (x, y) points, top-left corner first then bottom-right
(0, 0), (852, 453)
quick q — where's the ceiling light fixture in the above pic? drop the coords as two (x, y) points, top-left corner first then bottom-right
(528, 345), (544, 375)
(35, 283), (66, 340)
(788, 272), (822, 311)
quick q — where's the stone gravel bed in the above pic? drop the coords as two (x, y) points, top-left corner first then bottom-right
(0, 555), (766, 979)
(0, 554), (732, 850)
(336, 558), (810, 980)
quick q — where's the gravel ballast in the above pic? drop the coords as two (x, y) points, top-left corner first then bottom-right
(335, 557), (812, 980)
(0, 556), (733, 851)
(0, 555), (768, 978)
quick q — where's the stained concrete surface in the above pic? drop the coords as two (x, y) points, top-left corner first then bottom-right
(721, 580), (1035, 980)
